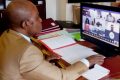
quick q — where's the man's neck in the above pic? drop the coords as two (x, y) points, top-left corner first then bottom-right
(11, 27), (29, 37)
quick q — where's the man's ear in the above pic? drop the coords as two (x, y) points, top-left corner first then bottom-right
(21, 20), (33, 29)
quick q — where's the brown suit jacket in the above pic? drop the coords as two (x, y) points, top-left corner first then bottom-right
(0, 29), (88, 80)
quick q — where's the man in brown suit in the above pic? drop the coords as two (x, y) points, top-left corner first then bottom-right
(0, 0), (105, 80)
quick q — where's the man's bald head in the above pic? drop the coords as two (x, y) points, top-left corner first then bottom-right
(5, 0), (42, 37)
(6, 0), (37, 27)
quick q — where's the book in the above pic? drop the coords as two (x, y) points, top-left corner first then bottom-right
(42, 18), (60, 30)
(40, 28), (61, 35)
(40, 18), (61, 35)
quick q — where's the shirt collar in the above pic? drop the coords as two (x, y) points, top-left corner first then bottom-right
(19, 33), (31, 43)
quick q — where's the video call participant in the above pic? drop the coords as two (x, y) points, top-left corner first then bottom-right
(106, 12), (115, 23)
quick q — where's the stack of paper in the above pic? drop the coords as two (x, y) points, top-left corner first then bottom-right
(39, 35), (97, 64)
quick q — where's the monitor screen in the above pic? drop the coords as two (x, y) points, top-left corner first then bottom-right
(80, 3), (120, 56)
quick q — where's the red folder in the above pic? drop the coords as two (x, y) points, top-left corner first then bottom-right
(36, 18), (61, 36)
(42, 18), (61, 30)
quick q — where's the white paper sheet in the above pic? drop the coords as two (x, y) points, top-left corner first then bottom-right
(41, 35), (76, 49)
(82, 64), (110, 80)
(54, 44), (97, 64)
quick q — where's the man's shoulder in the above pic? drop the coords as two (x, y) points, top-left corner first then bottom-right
(0, 29), (32, 53)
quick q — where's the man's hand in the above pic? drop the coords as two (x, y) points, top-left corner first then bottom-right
(86, 54), (105, 67)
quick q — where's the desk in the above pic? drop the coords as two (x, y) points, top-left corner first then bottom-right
(76, 41), (120, 80)
(50, 40), (120, 80)
(56, 41), (120, 80)
(34, 37), (120, 80)
(76, 55), (120, 80)
(102, 55), (120, 76)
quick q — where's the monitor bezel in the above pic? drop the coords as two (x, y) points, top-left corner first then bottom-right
(80, 3), (120, 56)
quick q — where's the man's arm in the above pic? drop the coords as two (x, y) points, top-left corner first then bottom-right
(20, 45), (88, 80)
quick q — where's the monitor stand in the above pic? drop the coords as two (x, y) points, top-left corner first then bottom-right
(94, 46), (120, 57)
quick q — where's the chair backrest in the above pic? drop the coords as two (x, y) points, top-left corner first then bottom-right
(0, 10), (8, 35)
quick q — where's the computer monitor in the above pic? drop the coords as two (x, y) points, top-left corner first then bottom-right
(80, 3), (120, 57)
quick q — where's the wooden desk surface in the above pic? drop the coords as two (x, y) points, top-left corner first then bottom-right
(52, 41), (120, 80)
(74, 41), (120, 80)
(35, 38), (120, 80)
(78, 41), (120, 75)
(76, 55), (120, 80)
(102, 55), (120, 75)
(100, 55), (120, 80)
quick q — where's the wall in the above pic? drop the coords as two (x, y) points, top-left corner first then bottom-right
(57, 0), (67, 21)
(46, 1), (111, 21)
(46, 0), (67, 20)
(66, 3), (80, 21)
(46, 0), (75, 21)
(46, 0), (57, 20)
